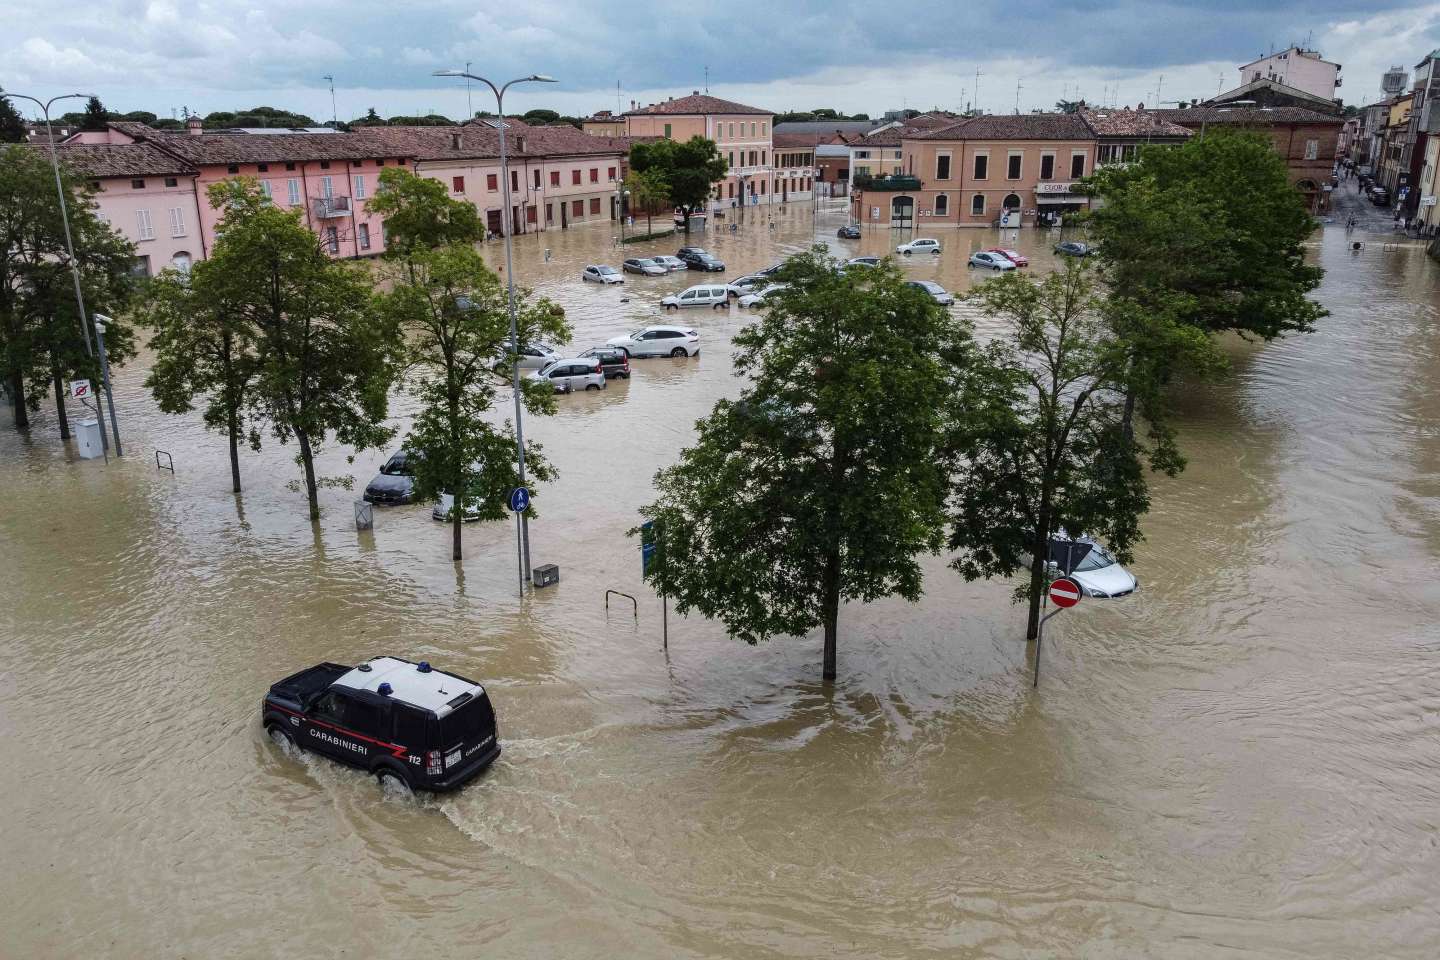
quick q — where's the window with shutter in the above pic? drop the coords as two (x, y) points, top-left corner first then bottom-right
(169, 207), (185, 237)
(136, 209), (154, 240)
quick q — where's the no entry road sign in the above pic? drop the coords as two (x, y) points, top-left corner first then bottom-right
(1049, 577), (1082, 608)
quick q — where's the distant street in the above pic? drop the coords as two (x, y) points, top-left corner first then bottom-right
(1329, 171), (1399, 234)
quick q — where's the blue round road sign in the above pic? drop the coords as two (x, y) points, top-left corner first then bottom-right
(508, 486), (531, 512)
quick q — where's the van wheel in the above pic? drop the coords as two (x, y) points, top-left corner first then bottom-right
(670, 347), (687, 358)
(586, 383), (600, 391)
(903, 250), (912, 256)
(666, 304), (677, 311)
(713, 302), (724, 310)
(376, 767), (413, 796)
(266, 722), (295, 750)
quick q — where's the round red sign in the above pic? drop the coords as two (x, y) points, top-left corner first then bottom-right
(1048, 577), (1082, 608)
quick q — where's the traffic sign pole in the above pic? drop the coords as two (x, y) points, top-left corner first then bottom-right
(1035, 577), (1082, 687)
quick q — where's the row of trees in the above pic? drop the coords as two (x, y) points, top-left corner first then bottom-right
(637, 130), (1325, 680)
(0, 145), (137, 436)
(140, 169), (565, 558)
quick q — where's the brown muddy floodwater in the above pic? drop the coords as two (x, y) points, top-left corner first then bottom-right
(2, 203), (1439, 958)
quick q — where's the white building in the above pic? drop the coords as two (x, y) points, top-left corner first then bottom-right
(1238, 47), (1341, 101)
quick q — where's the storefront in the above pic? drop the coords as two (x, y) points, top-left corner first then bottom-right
(1034, 182), (1089, 226)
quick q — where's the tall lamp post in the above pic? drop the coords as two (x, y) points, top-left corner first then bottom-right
(616, 183), (630, 244)
(91, 314), (122, 455)
(434, 68), (556, 593)
(6, 90), (112, 452)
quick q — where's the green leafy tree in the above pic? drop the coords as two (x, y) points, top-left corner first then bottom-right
(0, 145), (136, 435)
(369, 166), (568, 558)
(118, 111), (158, 125)
(353, 107), (385, 127)
(636, 249), (964, 680)
(1081, 130), (1325, 435)
(947, 263), (1173, 640)
(137, 263), (260, 493)
(0, 96), (26, 143)
(202, 179), (401, 519)
(81, 96), (109, 131)
(365, 167), (483, 257)
(630, 136), (727, 233)
(522, 109), (560, 124)
(379, 245), (569, 559)
(623, 167), (669, 236)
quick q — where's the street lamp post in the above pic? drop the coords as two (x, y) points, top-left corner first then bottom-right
(6, 90), (113, 452)
(92, 314), (122, 455)
(435, 68), (556, 593)
(616, 184), (630, 244)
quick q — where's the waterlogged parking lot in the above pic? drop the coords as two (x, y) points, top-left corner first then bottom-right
(3, 203), (1440, 957)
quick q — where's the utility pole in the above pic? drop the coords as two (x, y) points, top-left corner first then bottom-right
(1015, 79), (1022, 114)
(1156, 74), (1164, 109)
(322, 74), (337, 127)
(974, 68), (982, 114)
(465, 62), (473, 119)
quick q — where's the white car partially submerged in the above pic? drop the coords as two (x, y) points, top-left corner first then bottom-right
(1051, 536), (1138, 598)
(896, 238), (941, 256)
(738, 283), (786, 308)
(606, 325), (700, 358)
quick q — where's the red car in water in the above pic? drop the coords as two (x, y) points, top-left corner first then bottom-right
(986, 247), (1028, 267)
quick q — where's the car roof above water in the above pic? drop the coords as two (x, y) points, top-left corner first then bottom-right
(333, 656), (484, 717)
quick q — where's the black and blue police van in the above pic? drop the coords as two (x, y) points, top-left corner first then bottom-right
(262, 656), (500, 793)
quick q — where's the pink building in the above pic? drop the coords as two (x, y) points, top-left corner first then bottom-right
(52, 142), (206, 276)
(623, 93), (779, 208)
(349, 120), (630, 235)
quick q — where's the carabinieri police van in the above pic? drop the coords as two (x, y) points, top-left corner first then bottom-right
(262, 656), (500, 793)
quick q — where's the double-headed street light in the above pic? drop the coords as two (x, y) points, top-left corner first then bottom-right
(433, 68), (556, 593)
(5, 90), (115, 453)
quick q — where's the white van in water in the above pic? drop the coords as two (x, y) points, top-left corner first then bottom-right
(660, 284), (730, 311)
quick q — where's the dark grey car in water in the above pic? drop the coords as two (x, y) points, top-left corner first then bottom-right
(363, 449), (415, 505)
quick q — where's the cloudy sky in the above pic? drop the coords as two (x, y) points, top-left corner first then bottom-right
(4, 0), (1439, 123)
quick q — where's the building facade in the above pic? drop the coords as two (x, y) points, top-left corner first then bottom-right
(623, 93), (778, 208)
(851, 113), (1098, 229)
(1237, 47), (1341, 100)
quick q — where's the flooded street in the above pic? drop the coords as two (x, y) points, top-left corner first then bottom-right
(3, 204), (1439, 958)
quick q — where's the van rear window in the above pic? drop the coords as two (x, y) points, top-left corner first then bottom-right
(439, 698), (492, 746)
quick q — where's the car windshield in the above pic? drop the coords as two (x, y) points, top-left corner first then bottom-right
(629, 329), (649, 339)
(381, 453), (409, 475)
(920, 282), (942, 292)
(598, 266), (617, 274)
(1074, 544), (1116, 571)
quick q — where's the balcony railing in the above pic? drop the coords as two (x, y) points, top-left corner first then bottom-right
(313, 196), (352, 219)
(852, 174), (922, 191)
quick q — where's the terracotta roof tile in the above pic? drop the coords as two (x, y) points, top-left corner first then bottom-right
(149, 132), (406, 164)
(1150, 106), (1344, 126)
(911, 113), (1096, 141)
(51, 143), (197, 178)
(349, 121), (627, 161)
(1079, 109), (1194, 138)
(624, 94), (770, 116)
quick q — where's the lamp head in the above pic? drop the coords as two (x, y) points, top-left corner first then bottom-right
(432, 69), (466, 78)
(93, 312), (114, 333)
(528, 75), (558, 83)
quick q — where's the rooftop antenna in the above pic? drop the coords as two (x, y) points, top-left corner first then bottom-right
(1155, 74), (1163, 108)
(616, 80), (621, 115)
(465, 62), (473, 119)
(974, 67), (982, 114)
(704, 65), (709, 94)
(322, 74), (337, 127)
(1015, 79), (1021, 114)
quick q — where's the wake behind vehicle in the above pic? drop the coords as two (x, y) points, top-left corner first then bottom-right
(262, 656), (501, 794)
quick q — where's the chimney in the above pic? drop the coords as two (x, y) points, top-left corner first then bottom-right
(692, 90), (699, 96)
(516, 135), (526, 153)
(186, 115), (203, 136)
(451, 131), (462, 150)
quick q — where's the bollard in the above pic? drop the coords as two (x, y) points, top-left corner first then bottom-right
(354, 500), (374, 531)
(74, 419), (103, 460)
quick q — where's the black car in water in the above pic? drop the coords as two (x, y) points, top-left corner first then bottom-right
(262, 656), (501, 793)
(677, 246), (726, 271)
(836, 224), (862, 239)
(363, 449), (415, 505)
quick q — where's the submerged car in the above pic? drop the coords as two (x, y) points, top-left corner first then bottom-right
(582, 264), (624, 284)
(968, 251), (1016, 271)
(606, 325), (700, 358)
(896, 238), (941, 256)
(262, 656), (501, 794)
(1049, 536), (1138, 598)
(1054, 241), (1092, 257)
(651, 255), (687, 272)
(987, 247), (1028, 266)
(845, 256), (882, 269)
(836, 224), (862, 239)
(531, 357), (607, 393)
(622, 257), (667, 276)
(432, 491), (482, 523)
(362, 449), (415, 505)
(738, 283), (787, 308)
(906, 280), (955, 305)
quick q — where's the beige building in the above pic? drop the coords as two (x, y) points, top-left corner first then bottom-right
(624, 93), (777, 208)
(581, 112), (626, 137)
(1238, 47), (1341, 101)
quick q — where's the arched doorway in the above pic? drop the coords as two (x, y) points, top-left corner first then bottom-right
(891, 195), (914, 228)
(1295, 179), (1320, 212)
(170, 251), (192, 274)
(1000, 193), (1023, 228)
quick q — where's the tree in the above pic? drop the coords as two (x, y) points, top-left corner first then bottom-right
(202, 179), (401, 519)
(947, 263), (1173, 640)
(353, 107), (385, 127)
(0, 144), (136, 435)
(365, 167), (483, 256)
(1081, 129), (1325, 435)
(629, 136), (727, 233)
(1054, 100), (1084, 114)
(522, 109), (559, 125)
(372, 167), (569, 559)
(137, 262), (260, 493)
(380, 245), (569, 560)
(623, 167), (669, 236)
(0, 96), (25, 143)
(636, 249), (963, 680)
(81, 97), (109, 131)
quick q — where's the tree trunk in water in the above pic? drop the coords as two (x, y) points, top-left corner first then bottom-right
(452, 509), (463, 563)
(821, 546), (841, 681)
(1026, 546), (1047, 641)
(227, 405), (242, 493)
(51, 365), (70, 440)
(296, 429), (320, 521)
(9, 371), (28, 431)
